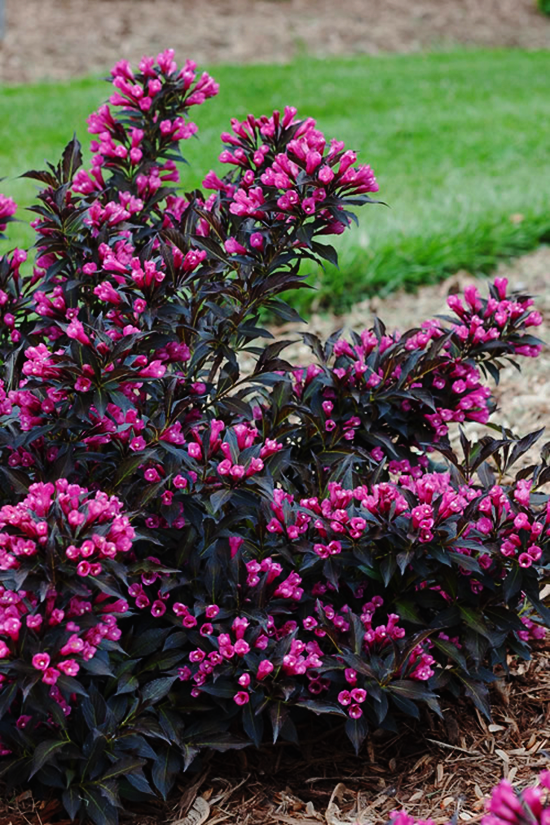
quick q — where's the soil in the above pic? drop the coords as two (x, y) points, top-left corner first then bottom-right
(1, 0), (550, 84)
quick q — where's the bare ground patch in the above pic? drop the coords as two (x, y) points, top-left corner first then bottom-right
(1, 0), (549, 83)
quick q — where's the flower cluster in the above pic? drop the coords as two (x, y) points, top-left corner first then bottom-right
(0, 481), (132, 704)
(203, 106), (379, 248)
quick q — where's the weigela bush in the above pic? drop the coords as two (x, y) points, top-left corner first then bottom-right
(0, 49), (548, 824)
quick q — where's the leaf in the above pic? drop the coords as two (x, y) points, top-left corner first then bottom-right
(457, 675), (491, 719)
(61, 134), (83, 183)
(82, 731), (108, 780)
(458, 606), (492, 640)
(243, 701), (264, 748)
(508, 428), (545, 469)
(82, 787), (119, 825)
(341, 651), (376, 679)
(345, 715), (368, 754)
(432, 638), (469, 672)
(124, 769), (154, 795)
(81, 656), (114, 677)
(525, 592), (550, 625)
(80, 685), (108, 730)
(115, 674), (139, 696)
(269, 702), (289, 744)
(297, 699), (346, 717)
(0, 680), (18, 719)
(62, 787), (83, 820)
(389, 681), (441, 716)
(141, 676), (177, 705)
(92, 387), (109, 419)
(152, 745), (181, 800)
(20, 169), (59, 186)
(310, 241), (339, 268)
(395, 685), (428, 718)
(449, 552), (481, 573)
(209, 488), (233, 513)
(128, 627), (172, 657)
(502, 565), (524, 601)
(30, 740), (68, 779)
(0, 466), (31, 496)
(56, 674), (88, 697)
(113, 451), (155, 487)
(101, 757), (147, 781)
(253, 340), (295, 376)
(379, 554), (397, 586)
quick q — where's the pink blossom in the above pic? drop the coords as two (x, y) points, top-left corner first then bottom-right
(32, 652), (51, 671)
(257, 660), (274, 680)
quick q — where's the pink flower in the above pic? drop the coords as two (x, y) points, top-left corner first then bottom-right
(76, 561), (91, 577)
(151, 600), (167, 617)
(32, 652), (51, 671)
(74, 376), (92, 392)
(42, 667), (60, 685)
(138, 360), (166, 379)
(233, 691), (249, 705)
(188, 443), (202, 460)
(257, 660), (274, 680)
(161, 490), (173, 506)
(58, 659), (80, 676)
(67, 319), (91, 346)
(518, 553), (532, 568)
(234, 639), (250, 657)
(224, 237), (247, 255)
(130, 436), (146, 451)
(229, 536), (244, 558)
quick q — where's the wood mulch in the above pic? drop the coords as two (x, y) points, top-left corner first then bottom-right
(0, 0), (550, 84)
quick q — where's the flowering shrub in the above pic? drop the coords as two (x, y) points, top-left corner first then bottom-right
(394, 771), (550, 825)
(0, 50), (548, 824)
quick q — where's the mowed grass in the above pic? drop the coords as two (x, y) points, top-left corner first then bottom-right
(1, 49), (549, 313)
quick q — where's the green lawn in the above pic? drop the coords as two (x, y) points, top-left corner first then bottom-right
(1, 49), (549, 313)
